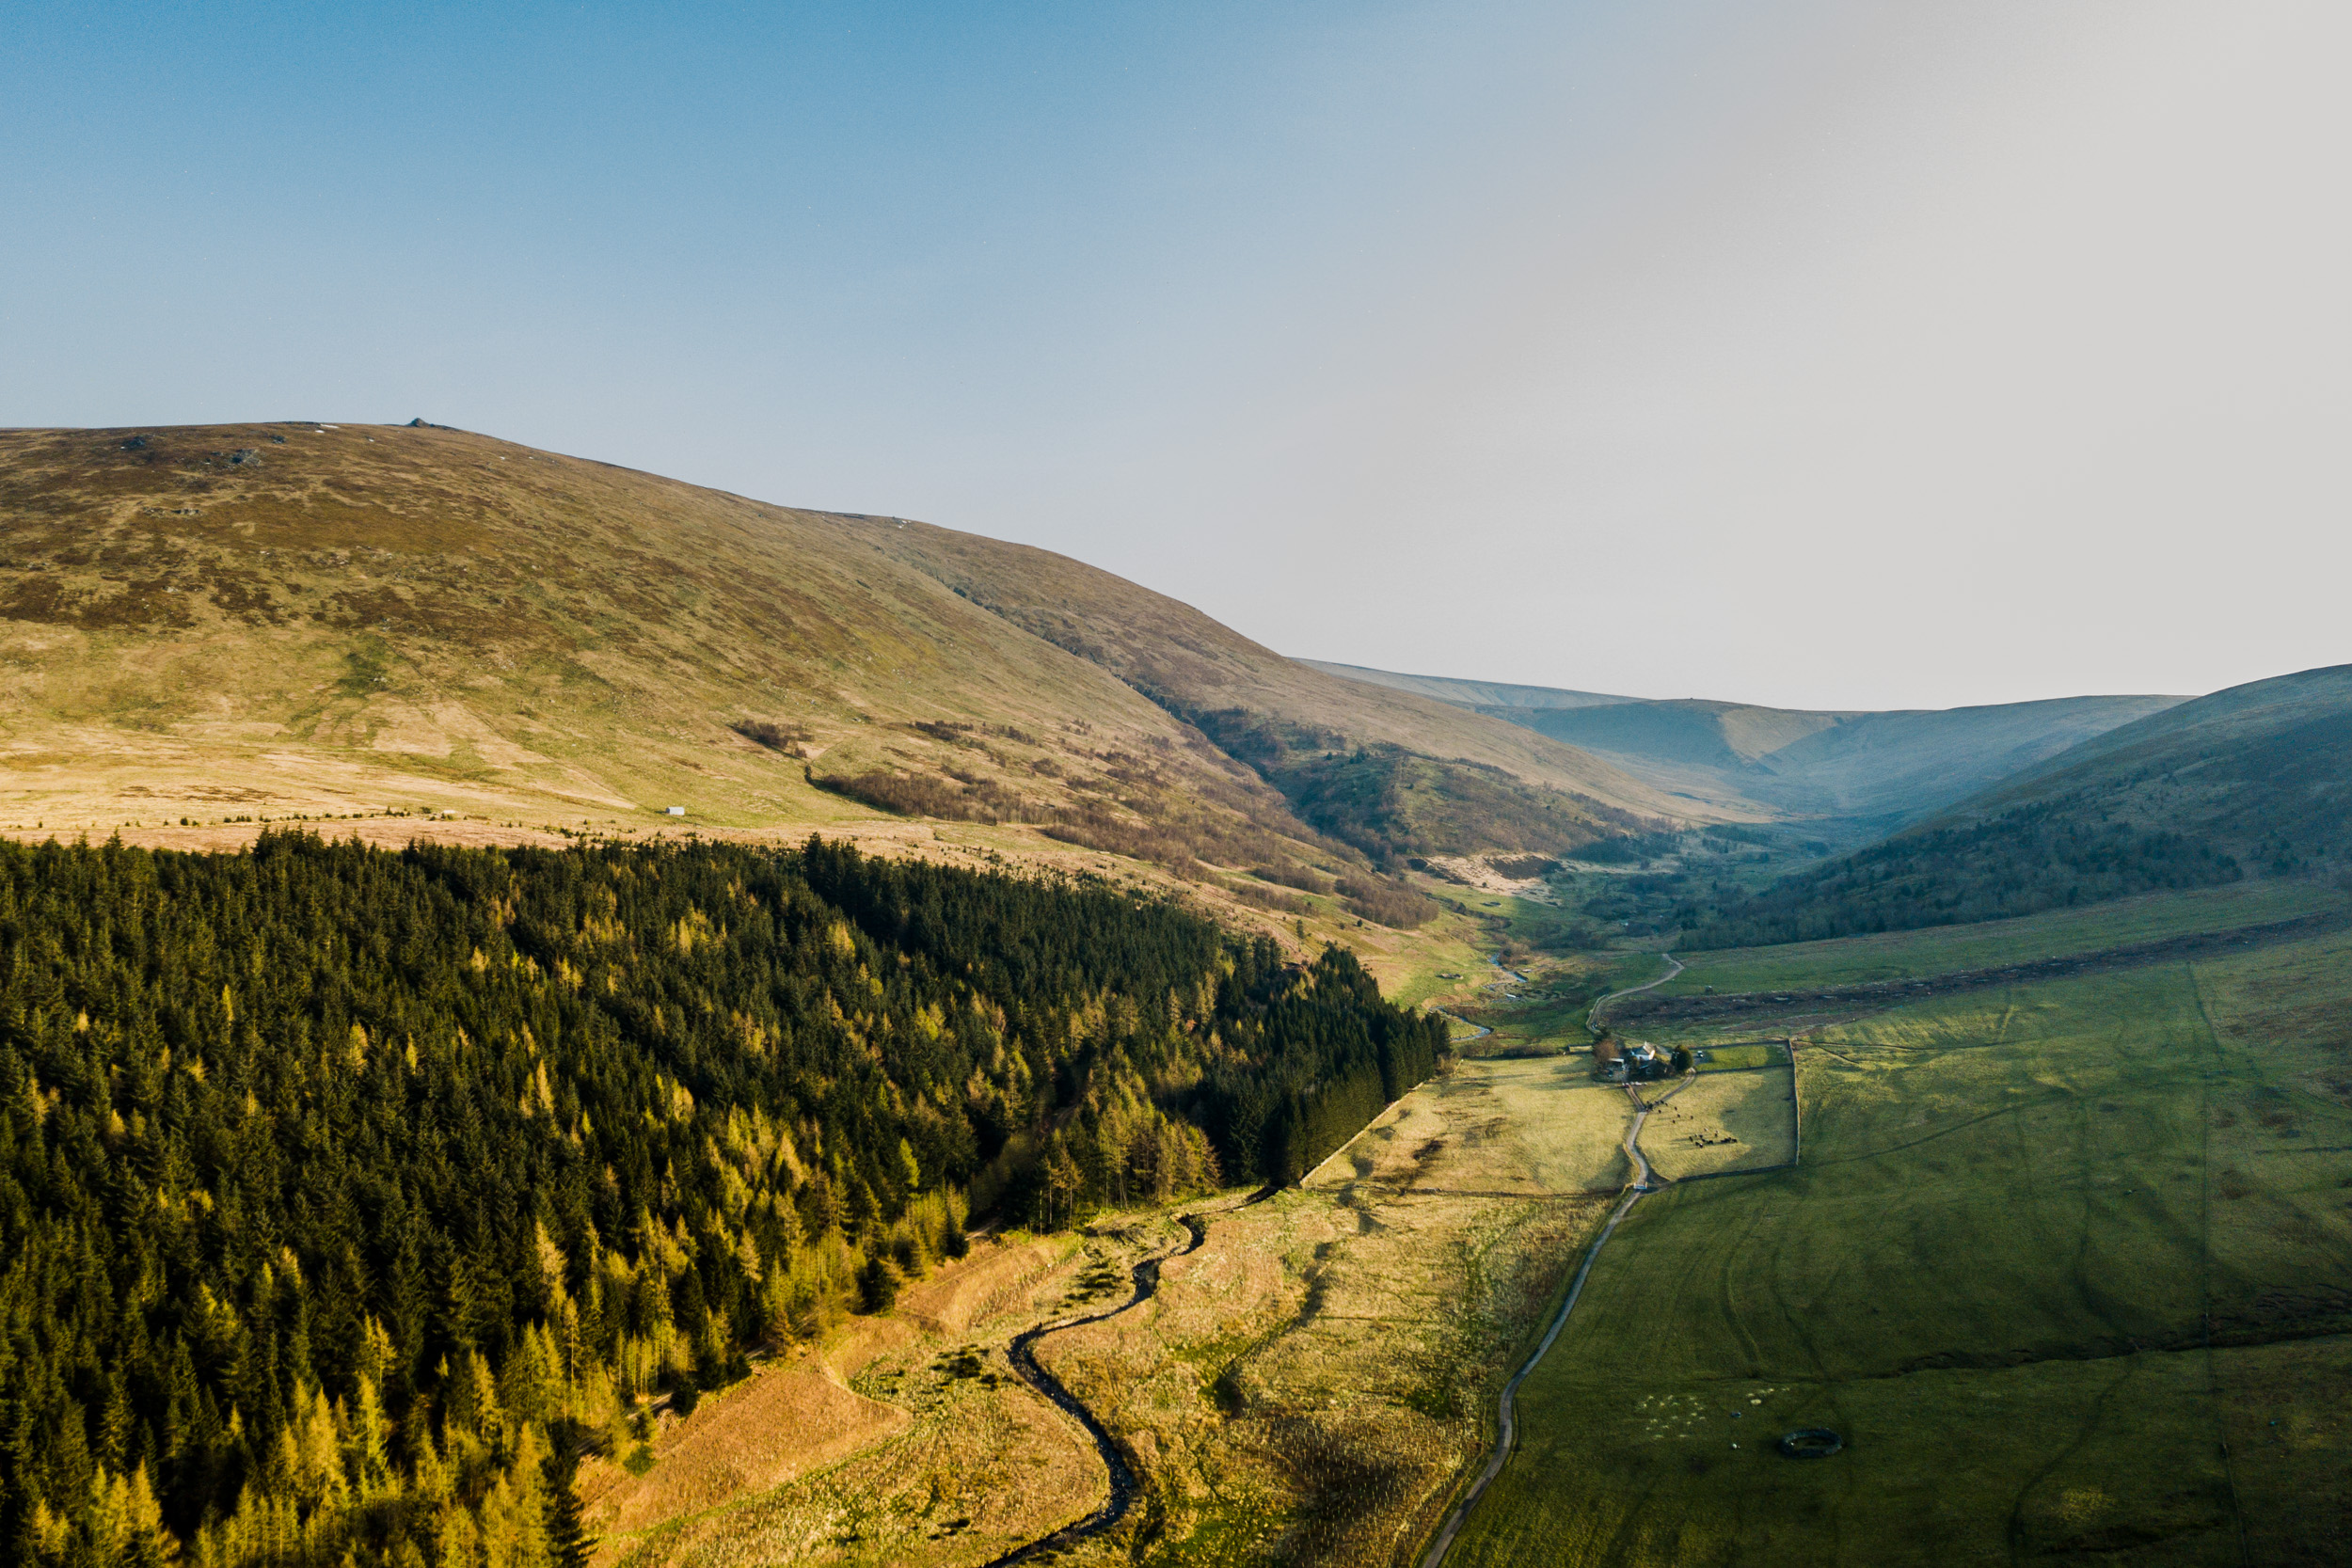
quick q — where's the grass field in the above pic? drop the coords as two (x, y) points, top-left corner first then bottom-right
(1639, 1068), (1796, 1181)
(1009, 1054), (1635, 1568)
(1311, 1054), (1635, 1197)
(1661, 880), (2346, 996)
(1440, 895), (2352, 1566)
(1692, 1043), (1784, 1072)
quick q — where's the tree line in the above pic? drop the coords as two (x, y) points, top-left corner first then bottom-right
(1677, 800), (2243, 948)
(0, 832), (1444, 1566)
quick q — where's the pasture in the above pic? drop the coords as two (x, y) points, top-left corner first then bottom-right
(1441, 903), (2352, 1565)
(1639, 1067), (1796, 1181)
(1661, 880), (2345, 996)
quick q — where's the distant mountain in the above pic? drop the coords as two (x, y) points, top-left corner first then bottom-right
(1294, 660), (1639, 712)
(1683, 663), (2352, 947)
(1304, 661), (2185, 827)
(1944, 662), (2352, 863)
(0, 424), (1678, 879)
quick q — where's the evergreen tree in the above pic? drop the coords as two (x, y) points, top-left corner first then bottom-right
(0, 832), (1442, 1563)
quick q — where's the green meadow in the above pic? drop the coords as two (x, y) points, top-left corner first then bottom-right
(1442, 892), (2352, 1566)
(1661, 880), (2345, 997)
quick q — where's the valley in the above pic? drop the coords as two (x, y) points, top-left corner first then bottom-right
(579, 1052), (1633, 1568)
(1438, 885), (2352, 1567)
(5, 422), (2349, 1567)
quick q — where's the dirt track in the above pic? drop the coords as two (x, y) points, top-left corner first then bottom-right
(1612, 911), (2351, 1026)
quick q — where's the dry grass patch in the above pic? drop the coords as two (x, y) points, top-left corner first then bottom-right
(1309, 1055), (1631, 1197)
(582, 1227), (1128, 1568)
(581, 1359), (908, 1538)
(1025, 1057), (1631, 1567)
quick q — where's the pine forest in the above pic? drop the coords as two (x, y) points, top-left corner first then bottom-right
(0, 832), (1446, 1567)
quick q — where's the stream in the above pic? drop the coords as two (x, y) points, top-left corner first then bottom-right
(977, 1205), (1236, 1565)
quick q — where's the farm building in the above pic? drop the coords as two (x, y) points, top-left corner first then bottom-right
(1596, 1040), (1677, 1084)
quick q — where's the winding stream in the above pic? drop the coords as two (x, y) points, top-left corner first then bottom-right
(977, 1207), (1230, 1566)
(983, 954), (1689, 1566)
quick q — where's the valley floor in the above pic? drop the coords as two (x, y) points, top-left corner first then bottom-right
(1442, 885), (2352, 1567)
(581, 1053), (1636, 1568)
(581, 879), (2352, 1567)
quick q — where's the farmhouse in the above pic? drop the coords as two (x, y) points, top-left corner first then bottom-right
(1595, 1038), (1678, 1083)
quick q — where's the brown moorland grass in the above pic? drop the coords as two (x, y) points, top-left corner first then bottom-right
(0, 422), (1339, 865)
(577, 1053), (1633, 1568)
(579, 1227), (1115, 1568)
(0, 423), (1689, 896)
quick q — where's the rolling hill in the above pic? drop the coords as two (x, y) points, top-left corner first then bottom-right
(0, 422), (1677, 883)
(1682, 662), (2352, 946)
(1306, 660), (2185, 826)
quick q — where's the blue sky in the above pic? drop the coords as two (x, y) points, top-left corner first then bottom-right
(6, 2), (2345, 709)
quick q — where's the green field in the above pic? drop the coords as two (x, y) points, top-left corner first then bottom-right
(1691, 1043), (1783, 1072)
(1451, 952), (1671, 1055)
(1441, 898), (2352, 1565)
(1662, 880), (2346, 997)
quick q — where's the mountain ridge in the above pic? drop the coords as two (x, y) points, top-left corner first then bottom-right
(1303, 658), (2187, 827)
(1680, 661), (2352, 947)
(0, 422), (1679, 881)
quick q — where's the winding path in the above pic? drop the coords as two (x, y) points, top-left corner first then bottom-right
(1585, 951), (1686, 1034)
(1418, 951), (1685, 1568)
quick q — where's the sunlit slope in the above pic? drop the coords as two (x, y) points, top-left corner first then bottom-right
(859, 521), (1697, 855)
(1309, 660), (2183, 824)
(0, 422), (1297, 840)
(1688, 663), (2352, 947)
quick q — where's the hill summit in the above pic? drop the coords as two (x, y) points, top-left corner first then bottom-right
(0, 422), (1678, 890)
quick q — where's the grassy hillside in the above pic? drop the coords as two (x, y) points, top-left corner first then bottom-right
(0, 423), (1250, 834)
(853, 524), (1690, 859)
(0, 425), (1682, 904)
(1684, 664), (2352, 948)
(1758, 694), (2192, 817)
(1665, 881), (2345, 995)
(1308, 662), (2184, 826)
(1493, 697), (1851, 771)
(1957, 662), (2352, 851)
(1293, 659), (1636, 711)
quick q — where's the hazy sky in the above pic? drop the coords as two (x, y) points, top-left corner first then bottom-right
(6, 2), (2344, 710)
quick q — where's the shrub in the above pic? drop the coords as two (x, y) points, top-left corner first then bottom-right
(1252, 862), (1333, 894)
(812, 769), (998, 822)
(1336, 876), (1438, 929)
(731, 717), (812, 752)
(1231, 880), (1309, 915)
